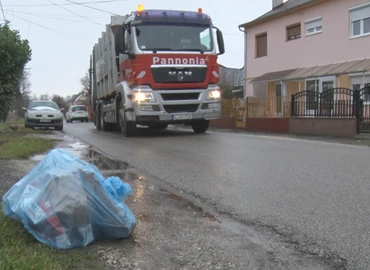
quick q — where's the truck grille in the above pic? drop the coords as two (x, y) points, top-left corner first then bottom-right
(151, 67), (207, 83)
(161, 93), (200, 101)
(163, 104), (199, 113)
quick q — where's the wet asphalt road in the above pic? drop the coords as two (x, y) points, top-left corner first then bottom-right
(64, 122), (370, 270)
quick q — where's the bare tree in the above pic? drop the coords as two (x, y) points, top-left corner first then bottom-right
(9, 69), (32, 117)
(39, 93), (50, 100)
(52, 95), (65, 107)
(80, 70), (90, 92)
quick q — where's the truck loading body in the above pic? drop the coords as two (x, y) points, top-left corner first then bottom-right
(90, 5), (225, 136)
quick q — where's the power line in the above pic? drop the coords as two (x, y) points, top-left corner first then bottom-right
(64, 0), (120, 16)
(4, 9), (102, 23)
(8, 13), (78, 39)
(4, 9), (107, 19)
(3, 0), (126, 7)
(46, 0), (103, 26)
(0, 0), (6, 21)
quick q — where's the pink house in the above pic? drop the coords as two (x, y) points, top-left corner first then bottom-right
(239, 0), (370, 107)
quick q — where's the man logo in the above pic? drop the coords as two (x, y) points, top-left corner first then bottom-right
(169, 70), (192, 81)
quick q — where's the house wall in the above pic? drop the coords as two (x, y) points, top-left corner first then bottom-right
(268, 82), (275, 96)
(287, 81), (300, 96)
(245, 0), (370, 95)
(289, 118), (357, 137)
(338, 74), (350, 88)
(245, 118), (290, 133)
(210, 117), (237, 129)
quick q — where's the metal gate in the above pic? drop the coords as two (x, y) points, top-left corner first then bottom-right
(357, 86), (370, 133)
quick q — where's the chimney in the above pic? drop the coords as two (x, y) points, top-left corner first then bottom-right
(272, 0), (284, 9)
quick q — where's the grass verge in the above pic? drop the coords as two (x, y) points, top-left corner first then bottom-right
(0, 118), (57, 159)
(1, 118), (103, 270)
(0, 205), (103, 270)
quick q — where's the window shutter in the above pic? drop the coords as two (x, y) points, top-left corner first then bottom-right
(351, 6), (370, 22)
(256, 34), (267, 57)
(287, 24), (301, 39)
(306, 19), (322, 30)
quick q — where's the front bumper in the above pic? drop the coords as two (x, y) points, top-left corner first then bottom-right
(70, 115), (89, 121)
(127, 86), (221, 124)
(26, 118), (63, 128)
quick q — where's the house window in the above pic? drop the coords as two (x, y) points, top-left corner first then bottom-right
(306, 79), (319, 110)
(305, 17), (323, 35)
(350, 3), (370, 37)
(286, 23), (301, 41)
(351, 76), (370, 103)
(256, 33), (267, 58)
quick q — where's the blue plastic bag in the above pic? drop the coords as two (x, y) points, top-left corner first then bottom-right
(2, 148), (136, 249)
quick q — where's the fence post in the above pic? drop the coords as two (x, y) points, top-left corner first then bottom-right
(290, 94), (294, 117)
(354, 90), (360, 134)
(319, 91), (322, 117)
(246, 97), (249, 118)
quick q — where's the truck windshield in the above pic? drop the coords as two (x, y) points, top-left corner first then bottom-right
(134, 24), (213, 52)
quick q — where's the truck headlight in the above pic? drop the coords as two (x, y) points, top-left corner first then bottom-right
(133, 92), (156, 103)
(206, 89), (221, 100)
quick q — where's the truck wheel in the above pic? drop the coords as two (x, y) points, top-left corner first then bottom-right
(191, 120), (209, 133)
(119, 109), (135, 137)
(96, 106), (102, 130)
(100, 106), (110, 132)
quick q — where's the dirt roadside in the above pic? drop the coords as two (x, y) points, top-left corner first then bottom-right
(0, 131), (347, 270)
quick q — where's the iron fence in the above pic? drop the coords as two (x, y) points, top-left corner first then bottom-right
(357, 86), (370, 133)
(291, 88), (356, 118)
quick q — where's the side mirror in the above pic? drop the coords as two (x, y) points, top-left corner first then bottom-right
(22, 107), (27, 111)
(114, 26), (126, 55)
(216, 28), (225, 55)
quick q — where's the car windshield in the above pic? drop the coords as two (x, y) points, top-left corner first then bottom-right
(72, 106), (86, 112)
(28, 101), (59, 110)
(134, 24), (213, 52)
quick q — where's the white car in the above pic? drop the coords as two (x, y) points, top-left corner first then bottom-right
(23, 100), (65, 131)
(66, 105), (89, 123)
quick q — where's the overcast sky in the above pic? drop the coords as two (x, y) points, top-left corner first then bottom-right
(1, 0), (272, 97)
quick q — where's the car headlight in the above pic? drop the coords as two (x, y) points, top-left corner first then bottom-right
(28, 113), (36, 118)
(206, 89), (221, 100)
(133, 92), (156, 103)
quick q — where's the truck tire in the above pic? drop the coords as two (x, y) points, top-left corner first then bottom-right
(191, 120), (209, 133)
(96, 106), (102, 130)
(100, 106), (110, 132)
(119, 109), (135, 137)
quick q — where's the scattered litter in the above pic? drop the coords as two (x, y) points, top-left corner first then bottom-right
(2, 148), (136, 249)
